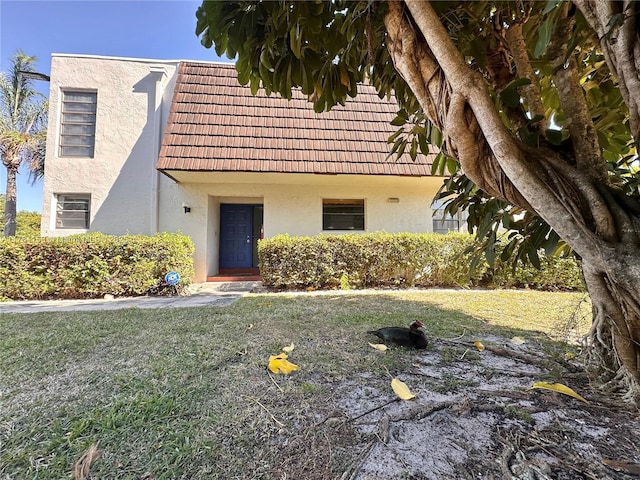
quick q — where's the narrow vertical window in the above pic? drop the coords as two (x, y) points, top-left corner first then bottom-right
(55, 194), (91, 229)
(59, 91), (97, 157)
(322, 199), (365, 230)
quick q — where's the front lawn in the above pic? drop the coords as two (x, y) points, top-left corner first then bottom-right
(4, 289), (626, 480)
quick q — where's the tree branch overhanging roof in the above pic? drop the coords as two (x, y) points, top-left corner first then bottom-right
(157, 62), (435, 177)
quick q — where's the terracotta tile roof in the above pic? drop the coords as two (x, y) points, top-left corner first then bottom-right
(157, 62), (434, 177)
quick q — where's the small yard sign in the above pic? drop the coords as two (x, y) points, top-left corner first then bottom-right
(164, 271), (180, 285)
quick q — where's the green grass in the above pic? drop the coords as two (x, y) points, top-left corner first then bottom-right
(0, 290), (590, 479)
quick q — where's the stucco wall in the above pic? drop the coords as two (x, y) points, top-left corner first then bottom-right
(157, 172), (444, 281)
(41, 54), (448, 284)
(41, 54), (179, 237)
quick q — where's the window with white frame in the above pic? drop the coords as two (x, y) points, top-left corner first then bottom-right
(59, 91), (97, 157)
(322, 199), (365, 230)
(55, 194), (91, 229)
(432, 199), (465, 234)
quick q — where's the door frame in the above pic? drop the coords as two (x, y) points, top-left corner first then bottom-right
(218, 203), (263, 274)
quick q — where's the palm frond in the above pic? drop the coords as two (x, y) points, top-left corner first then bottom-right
(0, 51), (48, 177)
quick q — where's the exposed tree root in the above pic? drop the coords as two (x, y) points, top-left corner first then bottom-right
(339, 440), (376, 480)
(438, 337), (575, 373)
(496, 416), (640, 480)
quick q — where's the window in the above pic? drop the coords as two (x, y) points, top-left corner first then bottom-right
(56, 194), (90, 229)
(59, 91), (97, 157)
(323, 199), (364, 230)
(432, 199), (465, 234)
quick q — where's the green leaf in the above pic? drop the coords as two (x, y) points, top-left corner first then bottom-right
(545, 231), (561, 256)
(500, 88), (521, 108)
(446, 157), (458, 175)
(545, 129), (564, 145)
(430, 127), (443, 146)
(431, 152), (447, 176)
(527, 249), (541, 269)
(534, 15), (556, 58)
(250, 75), (260, 96)
(418, 132), (429, 156)
(485, 239), (496, 267)
(409, 138), (418, 161)
(499, 78), (531, 108)
(543, 0), (561, 14)
(390, 109), (408, 126)
(289, 24), (302, 58)
(387, 129), (403, 144)
(506, 78), (533, 90)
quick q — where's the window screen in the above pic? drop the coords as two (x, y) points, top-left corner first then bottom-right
(56, 194), (90, 229)
(59, 91), (97, 157)
(323, 199), (364, 230)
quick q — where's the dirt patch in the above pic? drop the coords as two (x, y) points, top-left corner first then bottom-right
(312, 335), (640, 480)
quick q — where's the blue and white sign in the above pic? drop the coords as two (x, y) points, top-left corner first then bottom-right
(164, 271), (180, 286)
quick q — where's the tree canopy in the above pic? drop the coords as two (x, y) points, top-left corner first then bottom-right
(196, 0), (640, 401)
(0, 51), (48, 237)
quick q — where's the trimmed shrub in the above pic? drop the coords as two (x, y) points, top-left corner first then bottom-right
(489, 254), (585, 291)
(0, 232), (194, 300)
(258, 232), (584, 291)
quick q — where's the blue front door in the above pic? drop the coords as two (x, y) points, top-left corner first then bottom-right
(220, 204), (253, 268)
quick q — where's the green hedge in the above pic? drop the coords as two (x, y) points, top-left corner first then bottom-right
(258, 232), (584, 291)
(0, 232), (194, 300)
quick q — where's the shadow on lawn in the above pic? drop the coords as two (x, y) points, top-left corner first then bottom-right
(4, 290), (637, 480)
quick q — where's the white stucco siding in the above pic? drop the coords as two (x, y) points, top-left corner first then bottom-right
(157, 172), (443, 281)
(40, 54), (446, 284)
(41, 55), (178, 237)
(264, 184), (432, 236)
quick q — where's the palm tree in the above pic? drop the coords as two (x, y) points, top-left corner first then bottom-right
(0, 51), (48, 237)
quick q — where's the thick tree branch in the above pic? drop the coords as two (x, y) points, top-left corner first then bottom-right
(402, 0), (606, 252)
(385, 1), (533, 210)
(505, 22), (550, 134)
(445, 93), (531, 209)
(445, 94), (502, 200)
(400, 0), (637, 263)
(573, 0), (640, 142)
(383, 1), (443, 128)
(547, 3), (609, 184)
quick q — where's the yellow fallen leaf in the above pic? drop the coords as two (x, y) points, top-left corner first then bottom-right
(391, 378), (416, 401)
(511, 336), (525, 345)
(306, 286), (315, 291)
(268, 353), (300, 374)
(474, 341), (485, 351)
(282, 342), (295, 353)
(530, 381), (589, 404)
(368, 343), (388, 352)
(565, 352), (576, 359)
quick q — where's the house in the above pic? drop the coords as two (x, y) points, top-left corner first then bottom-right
(41, 54), (464, 282)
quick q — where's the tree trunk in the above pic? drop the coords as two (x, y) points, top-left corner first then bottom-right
(384, 1), (640, 402)
(3, 164), (17, 237)
(582, 258), (640, 400)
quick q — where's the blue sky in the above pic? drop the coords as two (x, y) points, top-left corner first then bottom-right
(1, 0), (228, 212)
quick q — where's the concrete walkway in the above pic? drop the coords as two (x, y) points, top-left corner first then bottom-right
(0, 282), (261, 314)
